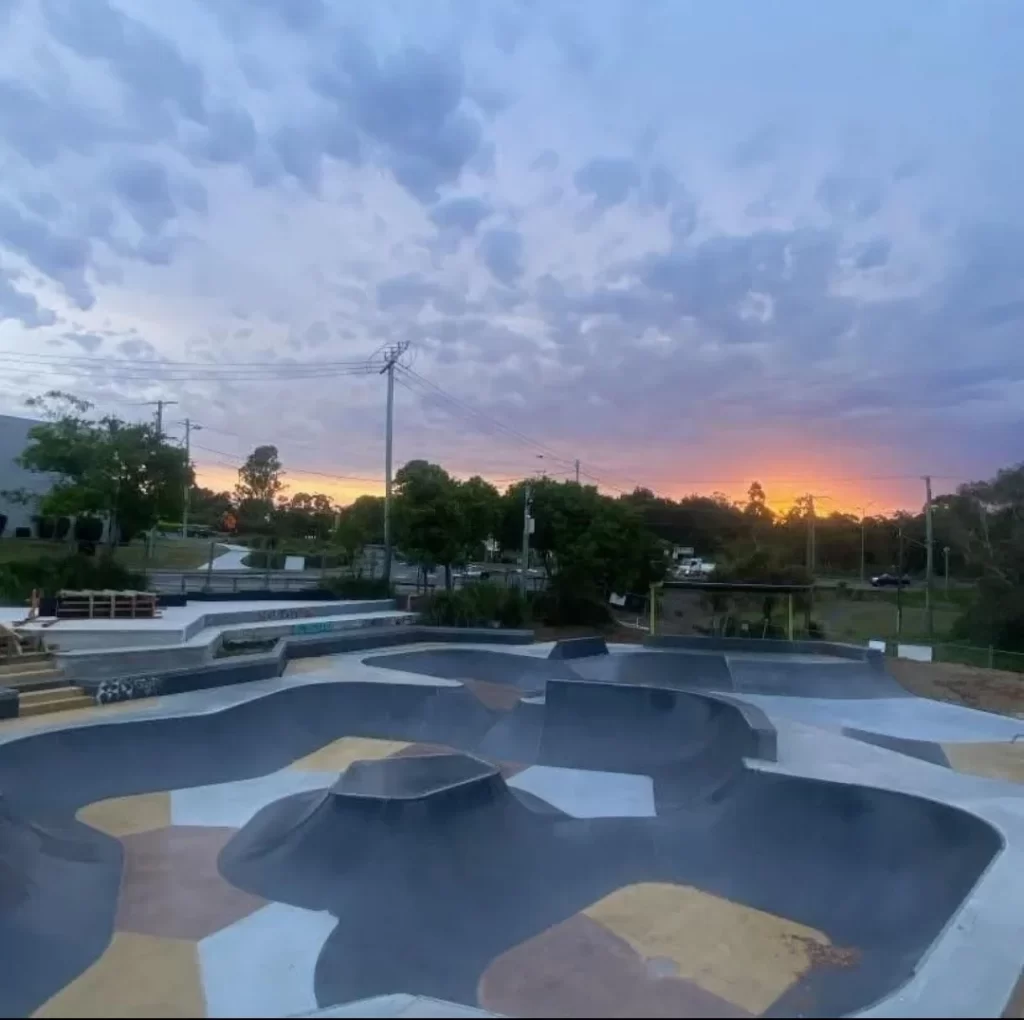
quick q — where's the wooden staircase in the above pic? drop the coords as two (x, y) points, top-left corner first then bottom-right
(0, 652), (93, 717)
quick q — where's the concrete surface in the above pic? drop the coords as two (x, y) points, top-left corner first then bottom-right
(2, 639), (1024, 1017)
(198, 543), (252, 571)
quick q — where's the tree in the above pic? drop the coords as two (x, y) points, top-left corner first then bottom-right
(743, 480), (775, 549)
(455, 476), (501, 561)
(393, 460), (464, 588)
(14, 391), (191, 546)
(282, 491), (336, 541)
(234, 445), (284, 533)
(335, 495), (384, 565)
(188, 487), (233, 530)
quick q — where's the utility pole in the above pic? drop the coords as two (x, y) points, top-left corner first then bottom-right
(147, 399), (178, 439)
(944, 545), (950, 593)
(380, 342), (409, 585)
(924, 475), (934, 639)
(520, 482), (533, 588)
(181, 419), (201, 539)
(805, 494), (817, 576)
(574, 459), (580, 484)
(896, 525), (905, 641)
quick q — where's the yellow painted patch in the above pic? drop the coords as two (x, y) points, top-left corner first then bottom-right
(944, 742), (1024, 784)
(288, 736), (411, 772)
(33, 932), (205, 1018)
(283, 656), (336, 676)
(77, 792), (172, 837)
(584, 882), (830, 1014)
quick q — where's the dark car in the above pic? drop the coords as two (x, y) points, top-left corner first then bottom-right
(870, 573), (912, 588)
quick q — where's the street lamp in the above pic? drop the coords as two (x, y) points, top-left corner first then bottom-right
(855, 502), (876, 584)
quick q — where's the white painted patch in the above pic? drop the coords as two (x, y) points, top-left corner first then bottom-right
(199, 901), (337, 1017)
(508, 765), (655, 817)
(171, 770), (335, 828)
(898, 643), (934, 662)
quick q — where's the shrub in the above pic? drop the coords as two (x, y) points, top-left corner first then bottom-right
(0, 513), (6, 537)
(34, 516), (56, 540)
(14, 527), (30, 539)
(55, 516), (71, 541)
(419, 585), (529, 628)
(74, 517), (104, 542)
(321, 575), (394, 599)
(0, 554), (145, 605)
(529, 583), (612, 628)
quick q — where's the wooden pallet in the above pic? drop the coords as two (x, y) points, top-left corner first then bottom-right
(56, 589), (158, 620)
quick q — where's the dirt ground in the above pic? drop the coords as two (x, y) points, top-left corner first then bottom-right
(886, 658), (1024, 718)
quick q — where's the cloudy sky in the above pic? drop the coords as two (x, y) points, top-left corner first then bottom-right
(1, 0), (1022, 512)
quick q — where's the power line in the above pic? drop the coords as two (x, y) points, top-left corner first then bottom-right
(190, 442), (382, 485)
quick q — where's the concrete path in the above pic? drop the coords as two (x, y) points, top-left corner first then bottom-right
(198, 544), (252, 571)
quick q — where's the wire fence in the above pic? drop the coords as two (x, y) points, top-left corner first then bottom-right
(932, 643), (1024, 674)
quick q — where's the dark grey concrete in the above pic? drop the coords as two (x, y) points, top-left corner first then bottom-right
(0, 650), (1002, 1018)
(645, 633), (883, 666)
(842, 727), (952, 767)
(547, 636), (608, 659)
(0, 687), (15, 720)
(728, 658), (911, 699)
(336, 753), (500, 802)
(365, 648), (578, 694)
(567, 649), (734, 691)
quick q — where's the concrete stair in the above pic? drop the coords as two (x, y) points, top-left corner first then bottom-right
(0, 652), (95, 717)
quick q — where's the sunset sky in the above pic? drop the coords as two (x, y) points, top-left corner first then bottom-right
(1, 0), (1022, 518)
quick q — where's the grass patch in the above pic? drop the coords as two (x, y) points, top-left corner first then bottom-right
(815, 591), (960, 644)
(0, 537), (223, 571)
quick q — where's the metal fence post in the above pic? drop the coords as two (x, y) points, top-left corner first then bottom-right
(988, 645), (995, 669)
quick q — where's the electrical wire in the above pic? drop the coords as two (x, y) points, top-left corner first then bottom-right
(190, 442), (383, 485)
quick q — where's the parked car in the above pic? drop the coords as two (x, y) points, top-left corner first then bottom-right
(870, 573), (912, 588)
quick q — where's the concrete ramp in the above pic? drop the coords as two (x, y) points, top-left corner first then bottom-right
(728, 658), (911, 699)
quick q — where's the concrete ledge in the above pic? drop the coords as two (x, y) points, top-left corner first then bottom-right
(644, 634), (877, 663)
(59, 641), (218, 681)
(78, 626), (535, 705)
(0, 687), (16, 720)
(841, 727), (951, 767)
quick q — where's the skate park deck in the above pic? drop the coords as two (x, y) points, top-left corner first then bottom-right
(2, 639), (1024, 1018)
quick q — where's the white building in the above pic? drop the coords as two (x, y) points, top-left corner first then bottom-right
(0, 414), (54, 538)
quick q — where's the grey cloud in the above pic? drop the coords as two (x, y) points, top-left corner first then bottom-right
(110, 158), (175, 234)
(65, 330), (103, 352)
(854, 237), (891, 270)
(43, 0), (206, 124)
(251, 0), (325, 31)
(0, 79), (110, 165)
(193, 106), (257, 165)
(117, 336), (157, 358)
(479, 227), (524, 285)
(272, 125), (323, 192)
(730, 126), (780, 169)
(530, 149), (559, 173)
(376, 272), (465, 314)
(304, 321), (329, 347)
(0, 268), (57, 328)
(135, 235), (175, 265)
(179, 177), (208, 216)
(817, 173), (883, 220)
(317, 42), (484, 202)
(643, 167), (676, 209)
(0, 199), (93, 308)
(429, 196), (492, 234)
(574, 157), (640, 208)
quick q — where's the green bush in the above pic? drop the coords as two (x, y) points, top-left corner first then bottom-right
(419, 585), (529, 628)
(0, 554), (146, 605)
(529, 582), (612, 628)
(320, 575), (394, 599)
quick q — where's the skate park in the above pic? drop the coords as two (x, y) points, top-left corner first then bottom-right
(3, 630), (1024, 1018)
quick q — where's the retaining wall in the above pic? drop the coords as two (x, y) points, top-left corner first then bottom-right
(644, 634), (884, 669)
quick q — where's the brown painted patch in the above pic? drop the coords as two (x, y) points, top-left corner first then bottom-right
(77, 792), (172, 838)
(1002, 966), (1024, 1017)
(33, 932), (204, 1018)
(116, 826), (265, 940)
(479, 913), (750, 1018)
(283, 656), (336, 676)
(462, 679), (525, 712)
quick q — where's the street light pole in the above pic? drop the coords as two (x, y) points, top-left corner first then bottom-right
(896, 525), (904, 641)
(181, 419), (201, 539)
(944, 545), (950, 592)
(520, 482), (533, 588)
(381, 342), (409, 585)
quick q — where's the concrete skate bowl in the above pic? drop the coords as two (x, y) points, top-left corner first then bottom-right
(0, 677), (1002, 1018)
(367, 644), (911, 700)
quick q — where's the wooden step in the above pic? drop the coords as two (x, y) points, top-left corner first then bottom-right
(18, 688), (94, 717)
(5, 676), (66, 693)
(0, 656), (56, 677)
(0, 667), (63, 684)
(0, 650), (51, 667)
